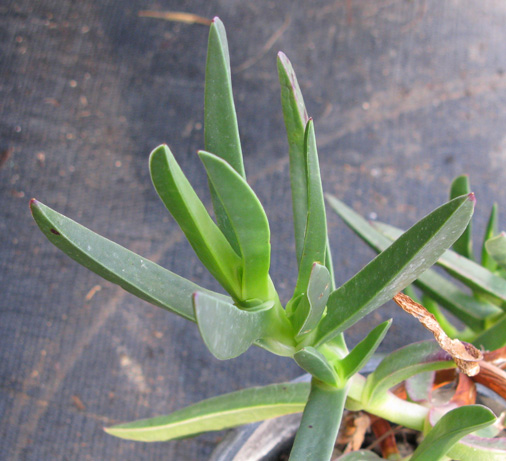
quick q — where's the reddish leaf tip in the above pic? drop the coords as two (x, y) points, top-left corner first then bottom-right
(468, 192), (476, 203)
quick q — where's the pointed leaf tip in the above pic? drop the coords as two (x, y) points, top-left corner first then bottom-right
(468, 192), (476, 203)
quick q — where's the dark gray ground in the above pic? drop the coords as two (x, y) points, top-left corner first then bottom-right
(2, 1), (506, 459)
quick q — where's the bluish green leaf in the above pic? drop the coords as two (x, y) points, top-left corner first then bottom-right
(374, 221), (506, 308)
(193, 292), (272, 360)
(149, 145), (242, 299)
(363, 341), (455, 404)
(30, 200), (230, 322)
(293, 347), (339, 387)
(485, 232), (506, 270)
(105, 381), (309, 442)
(450, 175), (473, 259)
(411, 405), (496, 461)
(289, 379), (347, 461)
(405, 371), (435, 402)
(482, 203), (498, 271)
(372, 221), (500, 330)
(205, 18), (245, 254)
(314, 194), (475, 346)
(292, 263), (331, 338)
(292, 120), (327, 299)
(199, 151), (271, 302)
(277, 51), (309, 265)
(336, 320), (391, 380)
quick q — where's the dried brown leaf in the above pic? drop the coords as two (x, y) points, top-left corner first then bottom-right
(394, 293), (482, 376)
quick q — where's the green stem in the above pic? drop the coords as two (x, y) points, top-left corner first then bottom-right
(289, 378), (347, 461)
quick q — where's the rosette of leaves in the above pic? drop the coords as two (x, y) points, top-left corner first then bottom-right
(31, 18), (503, 461)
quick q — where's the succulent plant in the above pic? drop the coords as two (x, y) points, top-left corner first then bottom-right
(31, 17), (506, 460)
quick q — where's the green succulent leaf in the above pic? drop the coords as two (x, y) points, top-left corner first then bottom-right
(277, 51), (310, 265)
(335, 451), (383, 460)
(363, 341), (455, 404)
(149, 144), (242, 299)
(373, 221), (506, 309)
(291, 263), (331, 338)
(205, 17), (246, 254)
(293, 347), (339, 387)
(405, 371), (435, 403)
(193, 292), (272, 360)
(30, 200), (231, 322)
(482, 203), (498, 271)
(335, 320), (392, 381)
(450, 175), (473, 259)
(105, 381), (309, 442)
(371, 221), (499, 330)
(449, 433), (506, 460)
(314, 194), (475, 346)
(292, 120), (327, 300)
(199, 151), (271, 302)
(485, 232), (506, 270)
(289, 378), (347, 461)
(411, 405), (496, 461)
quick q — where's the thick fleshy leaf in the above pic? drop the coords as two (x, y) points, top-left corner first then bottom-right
(277, 51), (309, 265)
(291, 263), (331, 337)
(449, 433), (506, 460)
(193, 292), (271, 360)
(482, 203), (498, 271)
(289, 379), (347, 461)
(292, 120), (327, 299)
(293, 347), (339, 387)
(411, 405), (496, 461)
(30, 200), (231, 322)
(336, 320), (391, 381)
(473, 315), (506, 350)
(374, 221), (506, 308)
(313, 194), (475, 346)
(335, 451), (383, 460)
(363, 341), (455, 403)
(149, 145), (241, 299)
(486, 233), (506, 270)
(105, 382), (310, 442)
(205, 18), (245, 254)
(450, 175), (473, 259)
(372, 221), (499, 330)
(199, 151), (271, 302)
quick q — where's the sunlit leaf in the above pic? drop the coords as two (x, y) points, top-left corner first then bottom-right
(30, 200), (231, 322)
(450, 175), (473, 259)
(105, 381), (309, 442)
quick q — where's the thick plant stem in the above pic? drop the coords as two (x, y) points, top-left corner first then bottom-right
(289, 378), (347, 461)
(347, 374), (428, 431)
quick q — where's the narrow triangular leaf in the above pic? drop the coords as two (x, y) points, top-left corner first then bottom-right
(315, 194), (475, 346)
(293, 347), (339, 387)
(292, 263), (331, 337)
(450, 175), (473, 259)
(277, 51), (309, 265)
(289, 379), (347, 461)
(292, 120), (327, 299)
(30, 200), (230, 322)
(205, 18), (245, 254)
(336, 320), (392, 380)
(363, 341), (455, 403)
(411, 405), (496, 461)
(375, 221), (506, 308)
(105, 381), (310, 442)
(199, 151), (271, 302)
(482, 203), (498, 271)
(193, 292), (272, 360)
(149, 145), (241, 299)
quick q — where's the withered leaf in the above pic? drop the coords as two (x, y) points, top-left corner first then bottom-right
(394, 293), (482, 376)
